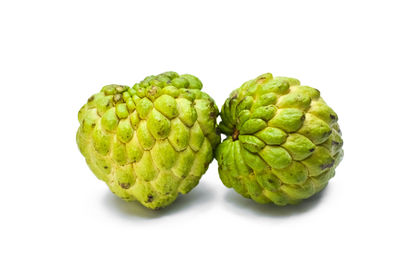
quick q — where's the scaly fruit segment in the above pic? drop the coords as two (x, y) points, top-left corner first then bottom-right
(77, 72), (220, 209)
(216, 73), (343, 205)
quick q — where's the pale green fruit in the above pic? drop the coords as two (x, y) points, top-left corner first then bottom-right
(77, 72), (220, 209)
(216, 73), (343, 205)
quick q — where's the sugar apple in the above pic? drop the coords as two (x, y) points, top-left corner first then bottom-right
(77, 72), (220, 209)
(216, 73), (343, 205)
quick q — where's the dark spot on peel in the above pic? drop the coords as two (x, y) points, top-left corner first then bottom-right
(119, 183), (130, 189)
(114, 94), (122, 102)
(330, 114), (336, 120)
(148, 86), (159, 96)
(309, 147), (315, 152)
(147, 195), (154, 203)
(320, 160), (335, 170)
(332, 141), (339, 146)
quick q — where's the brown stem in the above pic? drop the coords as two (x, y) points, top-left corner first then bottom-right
(232, 128), (239, 141)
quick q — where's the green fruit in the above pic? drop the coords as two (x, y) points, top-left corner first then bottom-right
(77, 72), (220, 209)
(216, 73), (343, 205)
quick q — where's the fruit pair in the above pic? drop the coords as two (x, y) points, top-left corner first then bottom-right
(76, 72), (343, 209)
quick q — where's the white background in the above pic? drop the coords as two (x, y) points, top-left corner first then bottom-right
(1, 0), (399, 266)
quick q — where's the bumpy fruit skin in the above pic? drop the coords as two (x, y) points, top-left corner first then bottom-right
(216, 73), (343, 205)
(77, 72), (220, 209)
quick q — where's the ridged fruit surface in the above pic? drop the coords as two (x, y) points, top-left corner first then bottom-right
(77, 72), (220, 209)
(216, 73), (343, 205)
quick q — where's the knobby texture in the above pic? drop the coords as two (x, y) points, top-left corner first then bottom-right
(216, 73), (343, 205)
(77, 72), (220, 209)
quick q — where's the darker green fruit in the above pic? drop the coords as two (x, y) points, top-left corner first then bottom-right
(216, 73), (343, 205)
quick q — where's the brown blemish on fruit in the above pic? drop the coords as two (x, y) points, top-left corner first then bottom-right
(148, 86), (159, 96)
(120, 183), (130, 189)
(320, 160), (335, 170)
(209, 111), (217, 119)
(114, 94), (122, 102)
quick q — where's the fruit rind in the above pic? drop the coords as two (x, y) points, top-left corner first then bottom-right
(77, 72), (220, 209)
(216, 73), (343, 205)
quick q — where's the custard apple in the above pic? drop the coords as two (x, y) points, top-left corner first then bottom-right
(216, 73), (343, 205)
(77, 72), (220, 209)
